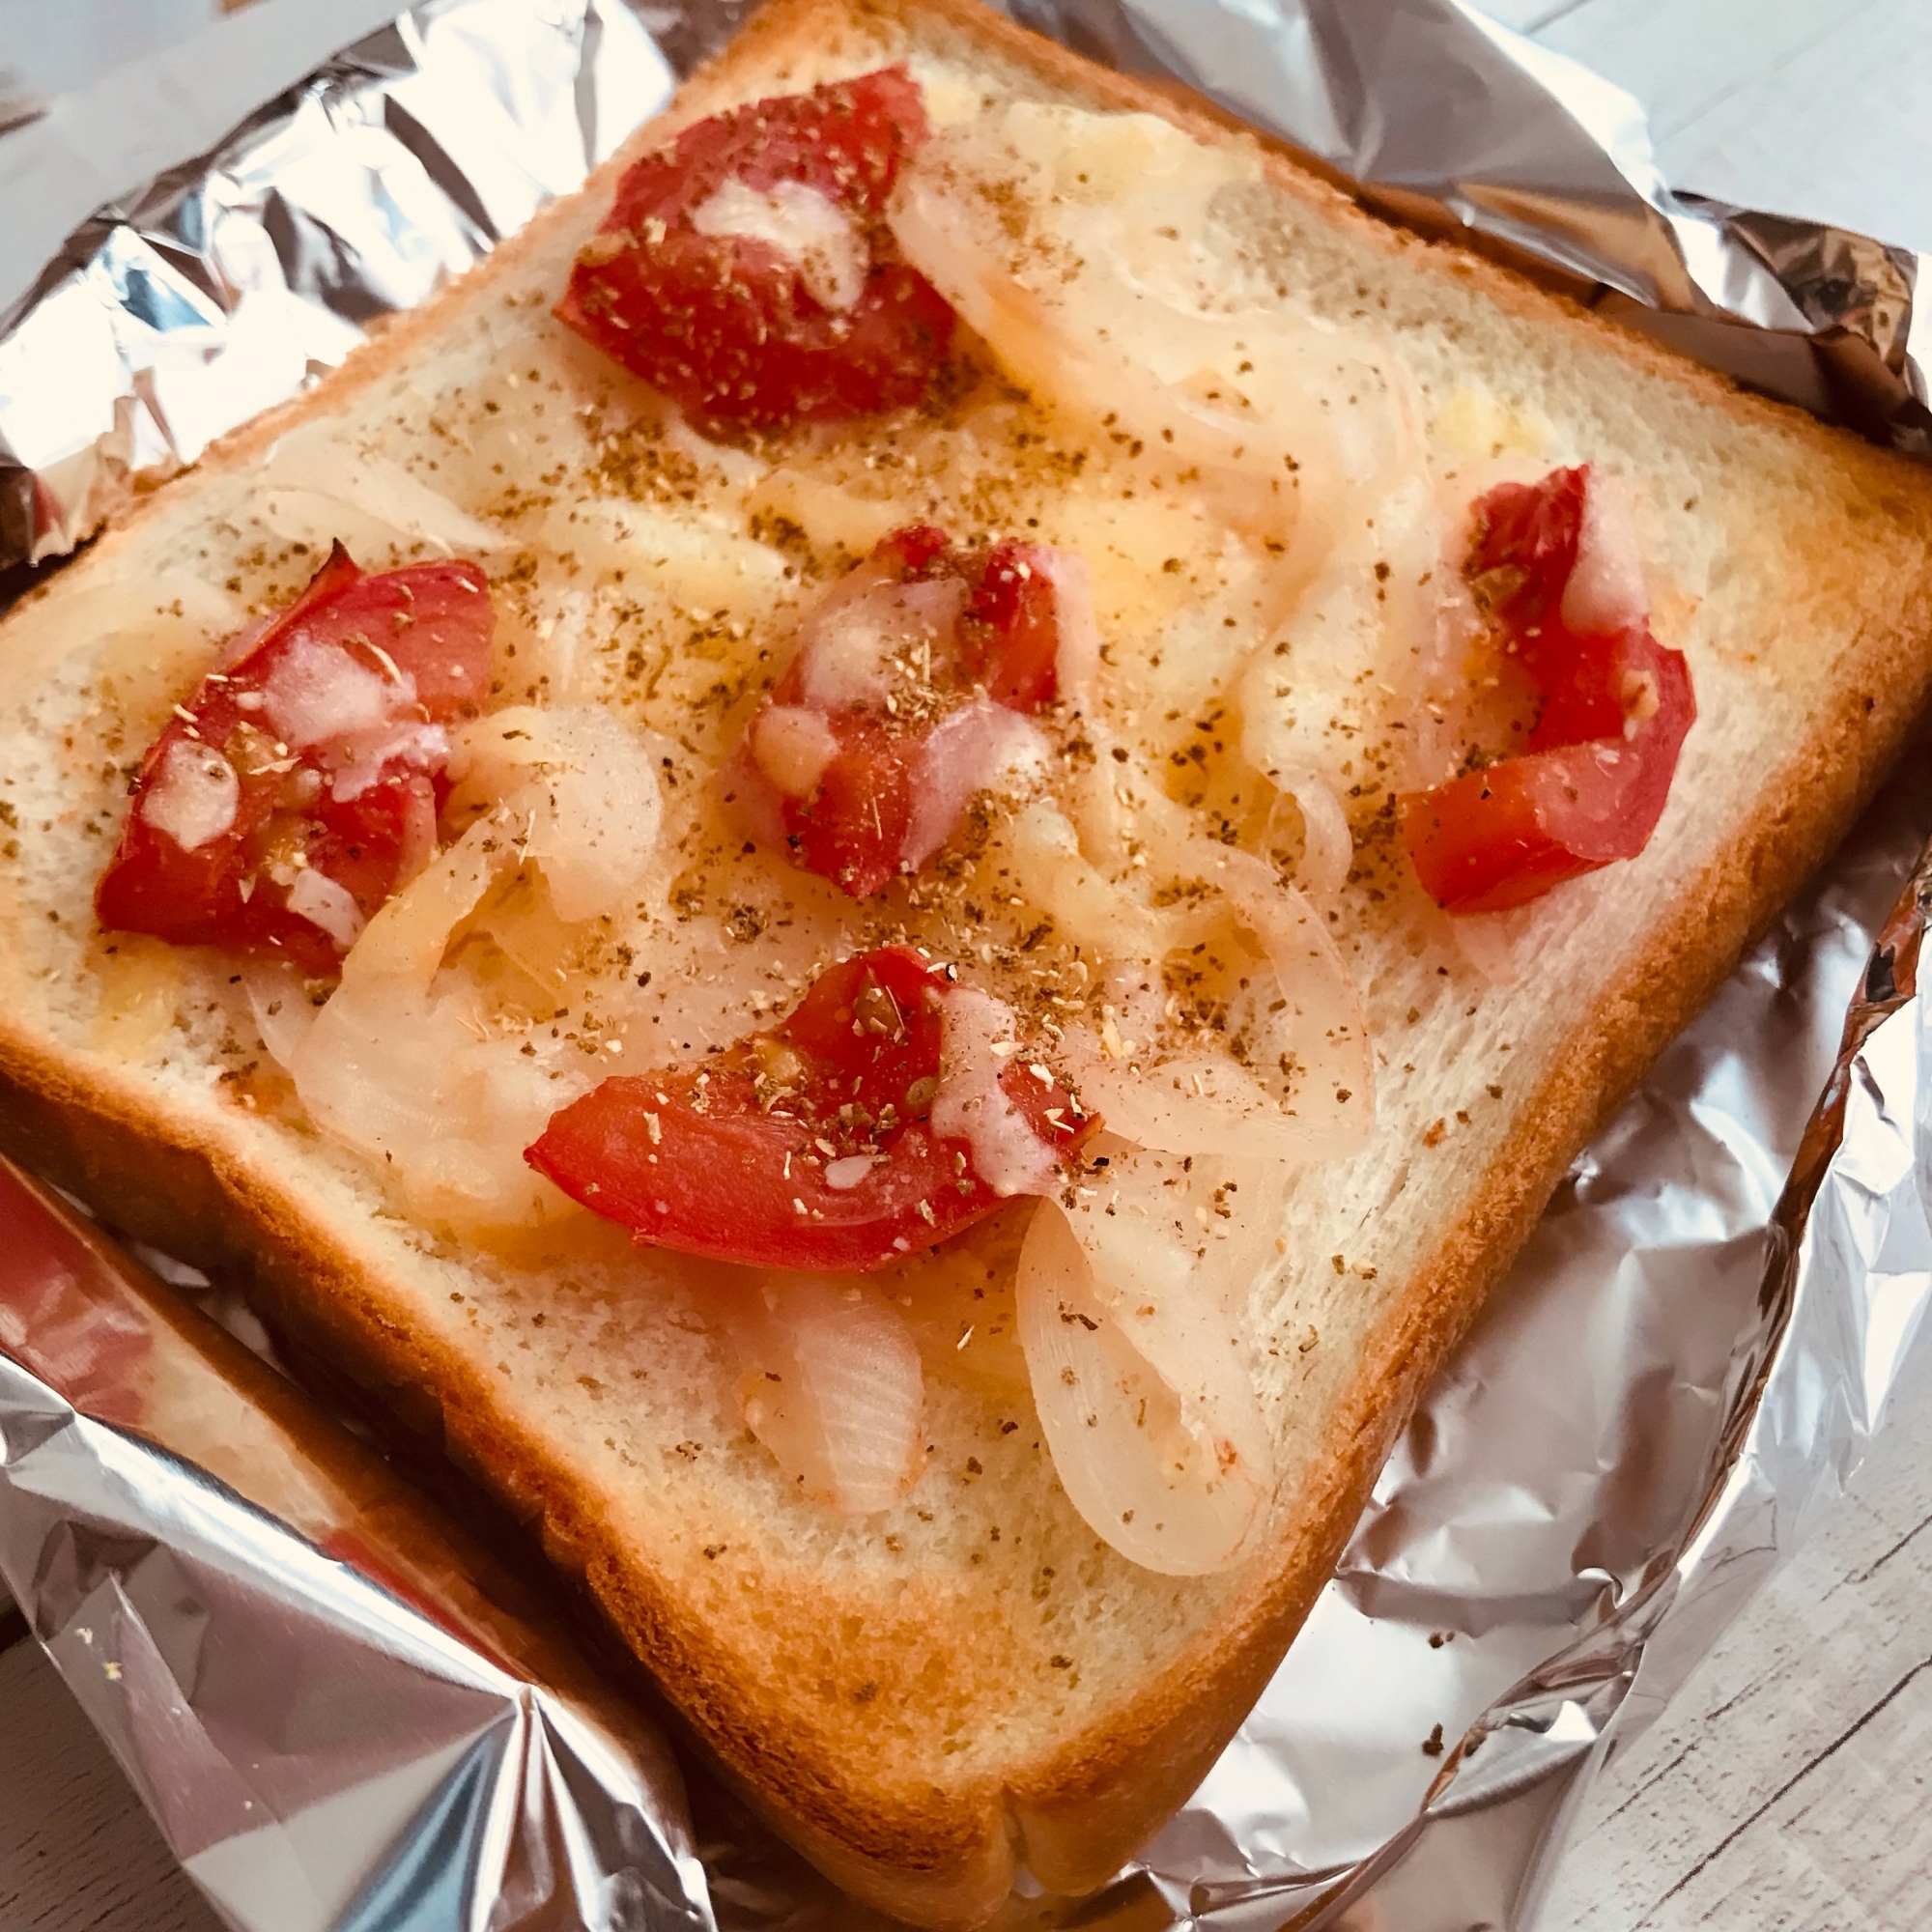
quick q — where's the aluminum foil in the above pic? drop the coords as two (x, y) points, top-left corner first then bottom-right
(0, 0), (674, 568)
(2, 2), (1930, 1930)
(0, 1157), (716, 1932)
(1066, 768), (1932, 1932)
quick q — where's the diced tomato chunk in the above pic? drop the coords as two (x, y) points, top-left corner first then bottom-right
(775, 710), (921, 900)
(96, 542), (495, 975)
(556, 69), (955, 431)
(1464, 462), (1586, 629)
(526, 948), (1095, 1273)
(875, 522), (952, 577)
(725, 524), (1079, 897)
(965, 539), (1062, 709)
(1401, 467), (1695, 916)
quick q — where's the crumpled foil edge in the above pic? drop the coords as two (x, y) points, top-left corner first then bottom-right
(1011, 0), (1932, 462)
(0, 1156), (718, 1932)
(0, 0), (671, 571)
(1308, 845), (1932, 1932)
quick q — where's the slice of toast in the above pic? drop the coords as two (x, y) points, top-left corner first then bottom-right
(3, 0), (1931, 1923)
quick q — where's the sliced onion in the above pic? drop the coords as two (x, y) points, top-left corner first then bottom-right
(257, 424), (509, 557)
(393, 775), (440, 889)
(1061, 843), (1374, 1165)
(526, 587), (595, 703)
(1561, 468), (1648, 636)
(930, 984), (1061, 1198)
(543, 497), (787, 617)
(1240, 469), (1443, 816)
(1208, 843), (1374, 1147)
(344, 815), (508, 984)
(744, 466), (908, 558)
(890, 103), (1409, 573)
(1036, 546), (1100, 702)
(902, 700), (1050, 870)
(1260, 770), (1352, 900)
(287, 702), (668, 1228)
(480, 874), (581, 1000)
(445, 704), (665, 923)
(1062, 1033), (1270, 1162)
(295, 986), (579, 1229)
(243, 960), (316, 1069)
(1073, 730), (1211, 890)
(1018, 1157), (1275, 1576)
(288, 814), (587, 1231)
(1000, 797), (1170, 965)
(508, 709), (664, 925)
(1000, 778), (1372, 1158)
(722, 1273), (926, 1515)
(286, 867), (366, 950)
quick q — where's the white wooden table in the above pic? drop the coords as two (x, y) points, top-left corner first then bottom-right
(2, 2), (1929, 1927)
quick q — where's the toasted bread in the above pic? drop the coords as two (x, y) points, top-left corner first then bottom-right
(2, 1), (1931, 1924)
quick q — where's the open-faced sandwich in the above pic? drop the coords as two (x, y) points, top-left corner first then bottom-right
(3, 0), (1930, 1921)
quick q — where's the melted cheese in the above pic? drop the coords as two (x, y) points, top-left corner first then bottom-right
(691, 178), (868, 312)
(139, 740), (240, 851)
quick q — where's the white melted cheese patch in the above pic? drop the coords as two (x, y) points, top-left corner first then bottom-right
(140, 741), (240, 852)
(691, 177), (868, 312)
(261, 637), (400, 751)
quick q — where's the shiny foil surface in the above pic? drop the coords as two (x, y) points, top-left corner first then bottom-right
(1, 2), (1929, 1930)
(0, 0), (674, 569)
(0, 1159), (717, 1932)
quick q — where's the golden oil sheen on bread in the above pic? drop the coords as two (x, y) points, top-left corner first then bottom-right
(3, 0), (1932, 1922)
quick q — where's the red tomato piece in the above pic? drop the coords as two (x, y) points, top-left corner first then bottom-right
(526, 947), (1095, 1273)
(96, 542), (495, 975)
(555, 69), (955, 431)
(1401, 467), (1695, 916)
(964, 538), (1062, 710)
(724, 524), (1074, 897)
(775, 710), (922, 901)
(875, 522), (952, 576)
(1464, 461), (1587, 629)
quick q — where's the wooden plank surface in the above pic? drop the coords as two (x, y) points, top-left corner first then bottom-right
(1, 3), (1930, 1930)
(0, 1641), (222, 1932)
